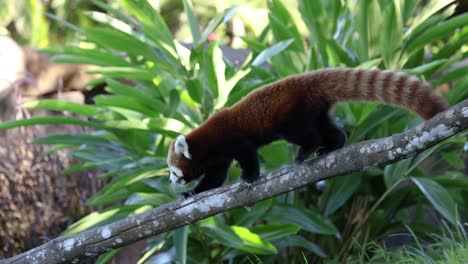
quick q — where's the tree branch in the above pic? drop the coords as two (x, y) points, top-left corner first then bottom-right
(3, 99), (468, 264)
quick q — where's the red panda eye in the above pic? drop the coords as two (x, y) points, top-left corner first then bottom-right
(171, 170), (181, 178)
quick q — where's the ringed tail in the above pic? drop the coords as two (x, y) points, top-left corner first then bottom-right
(307, 68), (448, 119)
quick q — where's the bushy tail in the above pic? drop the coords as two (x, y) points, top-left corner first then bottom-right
(309, 68), (448, 119)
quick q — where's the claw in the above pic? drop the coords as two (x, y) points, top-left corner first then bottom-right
(238, 180), (254, 192)
(180, 191), (195, 199)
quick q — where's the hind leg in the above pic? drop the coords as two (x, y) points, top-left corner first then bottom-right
(294, 132), (320, 163)
(317, 113), (347, 156)
(278, 114), (322, 164)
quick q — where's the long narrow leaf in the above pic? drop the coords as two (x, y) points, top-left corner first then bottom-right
(412, 177), (458, 225)
(251, 39), (294, 67)
(23, 99), (101, 118)
(406, 13), (468, 54)
(174, 226), (188, 264)
(182, 0), (201, 44)
(0, 116), (102, 130)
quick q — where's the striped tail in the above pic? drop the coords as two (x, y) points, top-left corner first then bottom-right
(310, 68), (448, 119)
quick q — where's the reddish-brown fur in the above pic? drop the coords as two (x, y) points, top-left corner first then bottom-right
(168, 68), (448, 197)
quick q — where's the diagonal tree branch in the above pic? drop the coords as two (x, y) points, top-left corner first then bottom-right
(3, 99), (468, 264)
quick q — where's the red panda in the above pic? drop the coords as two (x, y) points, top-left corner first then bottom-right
(167, 68), (448, 197)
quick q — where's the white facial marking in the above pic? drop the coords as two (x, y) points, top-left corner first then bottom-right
(169, 165), (186, 185)
(175, 135), (192, 160)
(170, 165), (182, 177)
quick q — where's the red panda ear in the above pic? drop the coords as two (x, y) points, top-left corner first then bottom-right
(175, 135), (192, 160)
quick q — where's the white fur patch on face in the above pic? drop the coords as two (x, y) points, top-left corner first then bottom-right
(169, 165), (186, 185)
(175, 135), (192, 160)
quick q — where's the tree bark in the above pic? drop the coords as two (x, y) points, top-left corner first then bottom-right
(3, 99), (468, 264)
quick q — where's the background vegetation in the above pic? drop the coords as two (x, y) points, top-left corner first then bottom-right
(1, 0), (467, 263)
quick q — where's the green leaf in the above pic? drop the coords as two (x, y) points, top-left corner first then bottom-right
(234, 199), (273, 227)
(215, 68), (251, 109)
(231, 226), (277, 255)
(96, 249), (120, 264)
(174, 226), (188, 264)
(88, 67), (154, 81)
(182, 0), (201, 44)
(200, 223), (243, 248)
(201, 223), (276, 255)
(267, 206), (338, 235)
(429, 32), (468, 62)
(49, 47), (131, 67)
(322, 173), (361, 216)
(83, 26), (156, 61)
(23, 99), (101, 118)
(326, 39), (357, 67)
(185, 78), (204, 104)
(435, 66), (468, 87)
(297, 0), (326, 57)
(434, 172), (468, 190)
(63, 205), (148, 235)
(241, 37), (268, 54)
(93, 95), (158, 116)
(133, 193), (172, 207)
(259, 141), (291, 171)
(380, 2), (402, 69)
(197, 6), (239, 47)
(115, 0), (176, 54)
(403, 59), (447, 77)
(250, 224), (300, 242)
(251, 39), (294, 67)
(205, 42), (225, 98)
(268, 0), (304, 52)
(401, 0), (419, 24)
(0, 116), (102, 130)
(268, 0), (306, 74)
(384, 159), (411, 188)
(166, 89), (180, 118)
(105, 79), (166, 111)
(96, 170), (163, 200)
(404, 1), (453, 37)
(275, 235), (327, 258)
(355, 0), (370, 61)
(137, 238), (166, 264)
(411, 177), (458, 225)
(446, 76), (468, 104)
(348, 106), (405, 143)
(32, 133), (122, 149)
(406, 144), (443, 176)
(87, 188), (129, 206)
(441, 151), (465, 169)
(46, 13), (83, 34)
(406, 13), (468, 55)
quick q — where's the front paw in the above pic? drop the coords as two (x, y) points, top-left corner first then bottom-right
(295, 156), (306, 164)
(238, 181), (254, 193)
(240, 173), (259, 184)
(180, 191), (195, 199)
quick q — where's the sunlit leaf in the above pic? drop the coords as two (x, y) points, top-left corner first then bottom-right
(0, 116), (102, 130)
(23, 99), (101, 118)
(251, 39), (294, 67)
(182, 0), (201, 43)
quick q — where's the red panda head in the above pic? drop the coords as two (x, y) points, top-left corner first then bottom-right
(167, 135), (194, 185)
